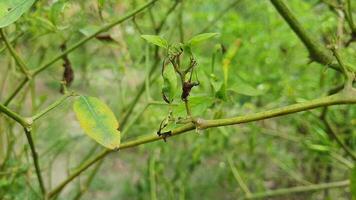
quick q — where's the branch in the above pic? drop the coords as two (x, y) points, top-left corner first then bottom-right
(200, 0), (242, 33)
(1, 0), (158, 106)
(198, 91), (356, 129)
(269, 0), (340, 71)
(244, 180), (349, 199)
(227, 156), (252, 197)
(32, 0), (158, 76)
(321, 109), (356, 161)
(0, 102), (30, 128)
(47, 90), (356, 198)
(0, 29), (31, 78)
(4, 78), (28, 106)
(24, 129), (46, 195)
(31, 92), (74, 122)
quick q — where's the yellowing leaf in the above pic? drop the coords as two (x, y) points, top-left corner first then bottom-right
(73, 96), (120, 150)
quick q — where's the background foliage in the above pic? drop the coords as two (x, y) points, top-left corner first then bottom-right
(0, 0), (355, 199)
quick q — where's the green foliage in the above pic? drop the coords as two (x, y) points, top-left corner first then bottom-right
(0, 0), (355, 199)
(162, 64), (178, 103)
(187, 33), (219, 46)
(351, 166), (356, 200)
(141, 35), (169, 49)
(73, 96), (121, 150)
(0, 0), (35, 28)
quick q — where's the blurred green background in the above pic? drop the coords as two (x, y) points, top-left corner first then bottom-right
(0, 0), (355, 199)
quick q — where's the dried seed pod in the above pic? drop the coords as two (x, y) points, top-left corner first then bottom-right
(59, 44), (74, 94)
(181, 81), (199, 101)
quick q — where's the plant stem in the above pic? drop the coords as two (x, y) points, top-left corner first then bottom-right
(269, 0), (339, 71)
(24, 129), (46, 195)
(345, 0), (355, 33)
(4, 78), (28, 106)
(244, 180), (349, 199)
(330, 152), (354, 169)
(31, 93), (73, 122)
(330, 48), (354, 89)
(200, 0), (242, 33)
(0, 102), (30, 128)
(120, 0), (181, 127)
(0, 29), (31, 78)
(199, 92), (355, 129)
(47, 91), (356, 198)
(1, 0), (157, 107)
(227, 156), (252, 197)
(72, 159), (104, 200)
(47, 150), (110, 198)
(323, 116), (356, 161)
(155, 0), (180, 33)
(32, 0), (158, 76)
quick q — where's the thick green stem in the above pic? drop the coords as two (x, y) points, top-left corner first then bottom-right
(199, 92), (355, 129)
(244, 180), (349, 199)
(0, 102), (30, 128)
(47, 91), (356, 198)
(269, 0), (339, 71)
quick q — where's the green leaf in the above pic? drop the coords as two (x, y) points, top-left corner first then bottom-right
(162, 65), (178, 103)
(229, 78), (263, 96)
(0, 0), (36, 28)
(73, 96), (121, 150)
(187, 33), (219, 46)
(306, 143), (330, 153)
(173, 96), (214, 117)
(98, 0), (105, 8)
(222, 40), (241, 85)
(141, 35), (168, 49)
(351, 166), (356, 200)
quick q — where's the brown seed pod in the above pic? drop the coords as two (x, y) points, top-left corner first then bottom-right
(59, 44), (74, 94)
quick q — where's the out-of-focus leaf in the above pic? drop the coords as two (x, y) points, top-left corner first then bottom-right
(351, 166), (356, 200)
(141, 35), (168, 49)
(162, 65), (178, 103)
(306, 143), (330, 153)
(0, 0), (36, 28)
(98, 0), (105, 8)
(187, 33), (219, 46)
(222, 39), (241, 85)
(173, 96), (214, 116)
(79, 25), (100, 36)
(49, 0), (67, 25)
(73, 96), (120, 150)
(229, 78), (263, 96)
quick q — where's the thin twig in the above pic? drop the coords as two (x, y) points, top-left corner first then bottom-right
(227, 156), (252, 197)
(320, 109), (356, 161)
(0, 29), (31, 78)
(244, 180), (349, 199)
(24, 129), (46, 195)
